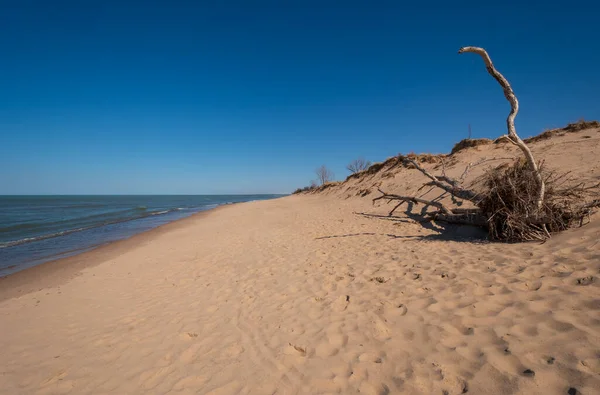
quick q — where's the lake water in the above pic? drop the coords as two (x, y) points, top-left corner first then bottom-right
(0, 195), (282, 276)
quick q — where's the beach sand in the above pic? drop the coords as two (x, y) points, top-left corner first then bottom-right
(2, 128), (600, 394)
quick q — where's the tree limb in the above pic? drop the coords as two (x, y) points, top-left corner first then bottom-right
(402, 158), (480, 202)
(458, 46), (545, 209)
(373, 188), (453, 215)
(373, 188), (488, 227)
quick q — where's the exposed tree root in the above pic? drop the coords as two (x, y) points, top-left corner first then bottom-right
(375, 159), (600, 242)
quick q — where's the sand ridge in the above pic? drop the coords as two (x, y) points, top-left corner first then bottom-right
(1, 192), (599, 394)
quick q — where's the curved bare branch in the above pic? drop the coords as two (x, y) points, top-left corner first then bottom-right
(458, 46), (545, 209)
(402, 158), (480, 202)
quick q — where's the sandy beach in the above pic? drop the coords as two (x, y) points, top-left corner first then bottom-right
(1, 198), (599, 394)
(2, 127), (600, 394)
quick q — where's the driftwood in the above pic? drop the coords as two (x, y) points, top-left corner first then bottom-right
(373, 188), (452, 215)
(403, 158), (480, 202)
(458, 46), (545, 209)
(374, 47), (599, 241)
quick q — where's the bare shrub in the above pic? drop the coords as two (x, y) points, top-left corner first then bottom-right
(312, 181), (342, 193)
(404, 152), (445, 164)
(315, 165), (334, 185)
(292, 180), (319, 194)
(524, 119), (600, 144)
(346, 158), (372, 174)
(475, 160), (600, 241)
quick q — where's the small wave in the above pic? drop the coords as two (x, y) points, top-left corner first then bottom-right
(150, 210), (170, 216)
(0, 207), (184, 249)
(0, 207), (153, 234)
(0, 226), (93, 249)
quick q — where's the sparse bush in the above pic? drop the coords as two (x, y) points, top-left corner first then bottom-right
(314, 181), (342, 193)
(346, 158), (372, 174)
(524, 119), (600, 144)
(475, 160), (600, 241)
(292, 180), (318, 194)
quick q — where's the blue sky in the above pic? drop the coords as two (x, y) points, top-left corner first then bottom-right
(1, 1), (598, 195)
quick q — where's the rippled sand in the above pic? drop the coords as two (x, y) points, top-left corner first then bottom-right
(1, 191), (599, 394)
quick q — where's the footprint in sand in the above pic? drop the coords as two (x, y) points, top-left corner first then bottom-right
(441, 375), (469, 395)
(522, 369), (535, 377)
(440, 272), (457, 280)
(396, 304), (408, 316)
(371, 316), (392, 341)
(223, 343), (245, 358)
(574, 276), (594, 286)
(285, 343), (307, 356)
(525, 280), (542, 291)
(358, 352), (386, 363)
(580, 358), (600, 374)
(371, 277), (388, 284)
(332, 294), (350, 311)
(315, 342), (339, 357)
(328, 333), (349, 348)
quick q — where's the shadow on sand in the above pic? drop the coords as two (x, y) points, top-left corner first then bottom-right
(316, 200), (488, 243)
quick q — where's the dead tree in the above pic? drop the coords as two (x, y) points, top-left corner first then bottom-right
(373, 47), (600, 241)
(315, 165), (334, 185)
(458, 46), (545, 209)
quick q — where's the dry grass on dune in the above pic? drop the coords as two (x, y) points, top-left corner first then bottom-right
(450, 138), (493, 155)
(317, 120), (600, 195)
(303, 119), (600, 242)
(345, 153), (445, 183)
(524, 119), (600, 144)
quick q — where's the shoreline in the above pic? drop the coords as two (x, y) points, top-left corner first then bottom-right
(0, 202), (237, 302)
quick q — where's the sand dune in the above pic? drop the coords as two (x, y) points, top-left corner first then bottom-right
(1, 126), (600, 394)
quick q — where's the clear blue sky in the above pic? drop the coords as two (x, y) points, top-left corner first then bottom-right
(1, 1), (598, 195)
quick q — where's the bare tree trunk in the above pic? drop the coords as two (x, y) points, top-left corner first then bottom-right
(458, 46), (545, 209)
